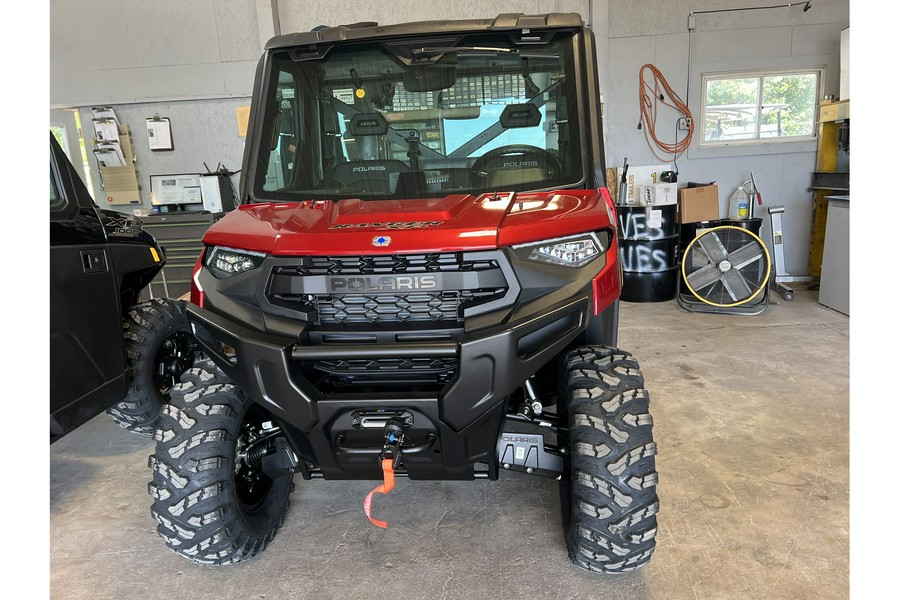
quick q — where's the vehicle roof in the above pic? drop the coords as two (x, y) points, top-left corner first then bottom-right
(264, 13), (584, 50)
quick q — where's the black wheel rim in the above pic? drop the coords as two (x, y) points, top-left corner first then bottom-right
(154, 332), (195, 394)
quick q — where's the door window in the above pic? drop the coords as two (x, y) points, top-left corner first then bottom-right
(50, 164), (66, 210)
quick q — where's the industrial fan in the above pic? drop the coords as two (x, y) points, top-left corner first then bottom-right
(678, 224), (771, 315)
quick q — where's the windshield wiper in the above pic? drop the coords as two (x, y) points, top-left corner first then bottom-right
(411, 46), (559, 61)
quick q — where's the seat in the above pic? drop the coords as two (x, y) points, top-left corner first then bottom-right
(471, 145), (560, 189)
(329, 160), (410, 194)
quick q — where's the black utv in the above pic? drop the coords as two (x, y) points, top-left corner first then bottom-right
(49, 134), (200, 442)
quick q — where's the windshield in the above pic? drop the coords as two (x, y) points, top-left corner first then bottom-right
(251, 31), (583, 201)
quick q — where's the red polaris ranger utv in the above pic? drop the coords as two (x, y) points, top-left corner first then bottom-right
(148, 13), (658, 572)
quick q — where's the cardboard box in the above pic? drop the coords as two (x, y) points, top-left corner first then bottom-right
(616, 163), (671, 205)
(104, 188), (142, 205)
(638, 183), (677, 206)
(678, 185), (720, 223)
(818, 100), (849, 122)
(100, 165), (141, 205)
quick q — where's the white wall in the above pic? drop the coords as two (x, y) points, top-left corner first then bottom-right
(77, 100), (248, 210)
(601, 0), (849, 276)
(50, 0), (267, 209)
(50, 0), (261, 106)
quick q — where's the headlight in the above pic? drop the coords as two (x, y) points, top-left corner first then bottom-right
(205, 246), (267, 278)
(514, 232), (609, 267)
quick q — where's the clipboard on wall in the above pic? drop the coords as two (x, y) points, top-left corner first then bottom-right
(146, 115), (174, 151)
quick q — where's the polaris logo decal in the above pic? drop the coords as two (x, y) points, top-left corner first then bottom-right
(372, 235), (391, 247)
(351, 165), (387, 173)
(331, 221), (443, 230)
(329, 275), (438, 292)
(501, 434), (542, 444)
(502, 160), (539, 169)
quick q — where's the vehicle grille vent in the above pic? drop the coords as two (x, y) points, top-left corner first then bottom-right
(279, 253), (498, 275)
(312, 289), (501, 324)
(266, 252), (507, 324)
(312, 356), (456, 378)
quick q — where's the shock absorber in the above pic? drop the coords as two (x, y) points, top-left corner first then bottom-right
(245, 441), (274, 467)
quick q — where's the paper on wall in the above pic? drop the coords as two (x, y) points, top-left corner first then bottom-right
(92, 118), (119, 143)
(146, 118), (173, 150)
(91, 106), (119, 124)
(93, 146), (124, 168)
(96, 141), (125, 166)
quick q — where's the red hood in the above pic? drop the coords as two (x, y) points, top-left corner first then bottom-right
(202, 189), (614, 255)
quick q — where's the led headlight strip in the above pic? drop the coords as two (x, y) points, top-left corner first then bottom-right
(206, 246), (267, 278)
(514, 232), (609, 267)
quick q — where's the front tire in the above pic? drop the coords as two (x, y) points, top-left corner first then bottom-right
(560, 346), (659, 573)
(148, 369), (293, 564)
(107, 298), (198, 436)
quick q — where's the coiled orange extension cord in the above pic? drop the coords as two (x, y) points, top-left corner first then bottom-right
(639, 63), (694, 163)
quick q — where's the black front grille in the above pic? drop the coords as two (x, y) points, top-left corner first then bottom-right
(313, 356), (457, 378)
(308, 356), (458, 390)
(266, 252), (508, 325)
(281, 253), (499, 276)
(314, 289), (501, 324)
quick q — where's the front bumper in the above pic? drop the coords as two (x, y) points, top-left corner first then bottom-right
(186, 293), (591, 480)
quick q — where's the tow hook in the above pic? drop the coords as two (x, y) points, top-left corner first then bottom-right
(363, 418), (406, 528)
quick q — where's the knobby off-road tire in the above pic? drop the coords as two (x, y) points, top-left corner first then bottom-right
(148, 369), (293, 564)
(560, 346), (659, 573)
(107, 298), (197, 436)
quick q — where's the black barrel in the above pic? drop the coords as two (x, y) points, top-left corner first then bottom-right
(680, 217), (763, 255)
(679, 219), (722, 256)
(682, 218), (762, 241)
(722, 217), (763, 236)
(617, 204), (679, 302)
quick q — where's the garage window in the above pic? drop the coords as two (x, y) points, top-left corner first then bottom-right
(700, 69), (822, 145)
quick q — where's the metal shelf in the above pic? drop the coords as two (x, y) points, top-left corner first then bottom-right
(140, 213), (220, 300)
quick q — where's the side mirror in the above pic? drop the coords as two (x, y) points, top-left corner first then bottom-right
(403, 66), (457, 92)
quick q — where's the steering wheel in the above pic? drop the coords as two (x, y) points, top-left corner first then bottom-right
(471, 145), (561, 181)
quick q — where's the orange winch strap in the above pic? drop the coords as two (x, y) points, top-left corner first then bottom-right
(363, 458), (396, 528)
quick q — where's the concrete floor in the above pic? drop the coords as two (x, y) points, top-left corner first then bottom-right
(50, 289), (849, 600)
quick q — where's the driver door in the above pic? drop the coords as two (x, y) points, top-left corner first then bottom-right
(49, 134), (126, 441)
